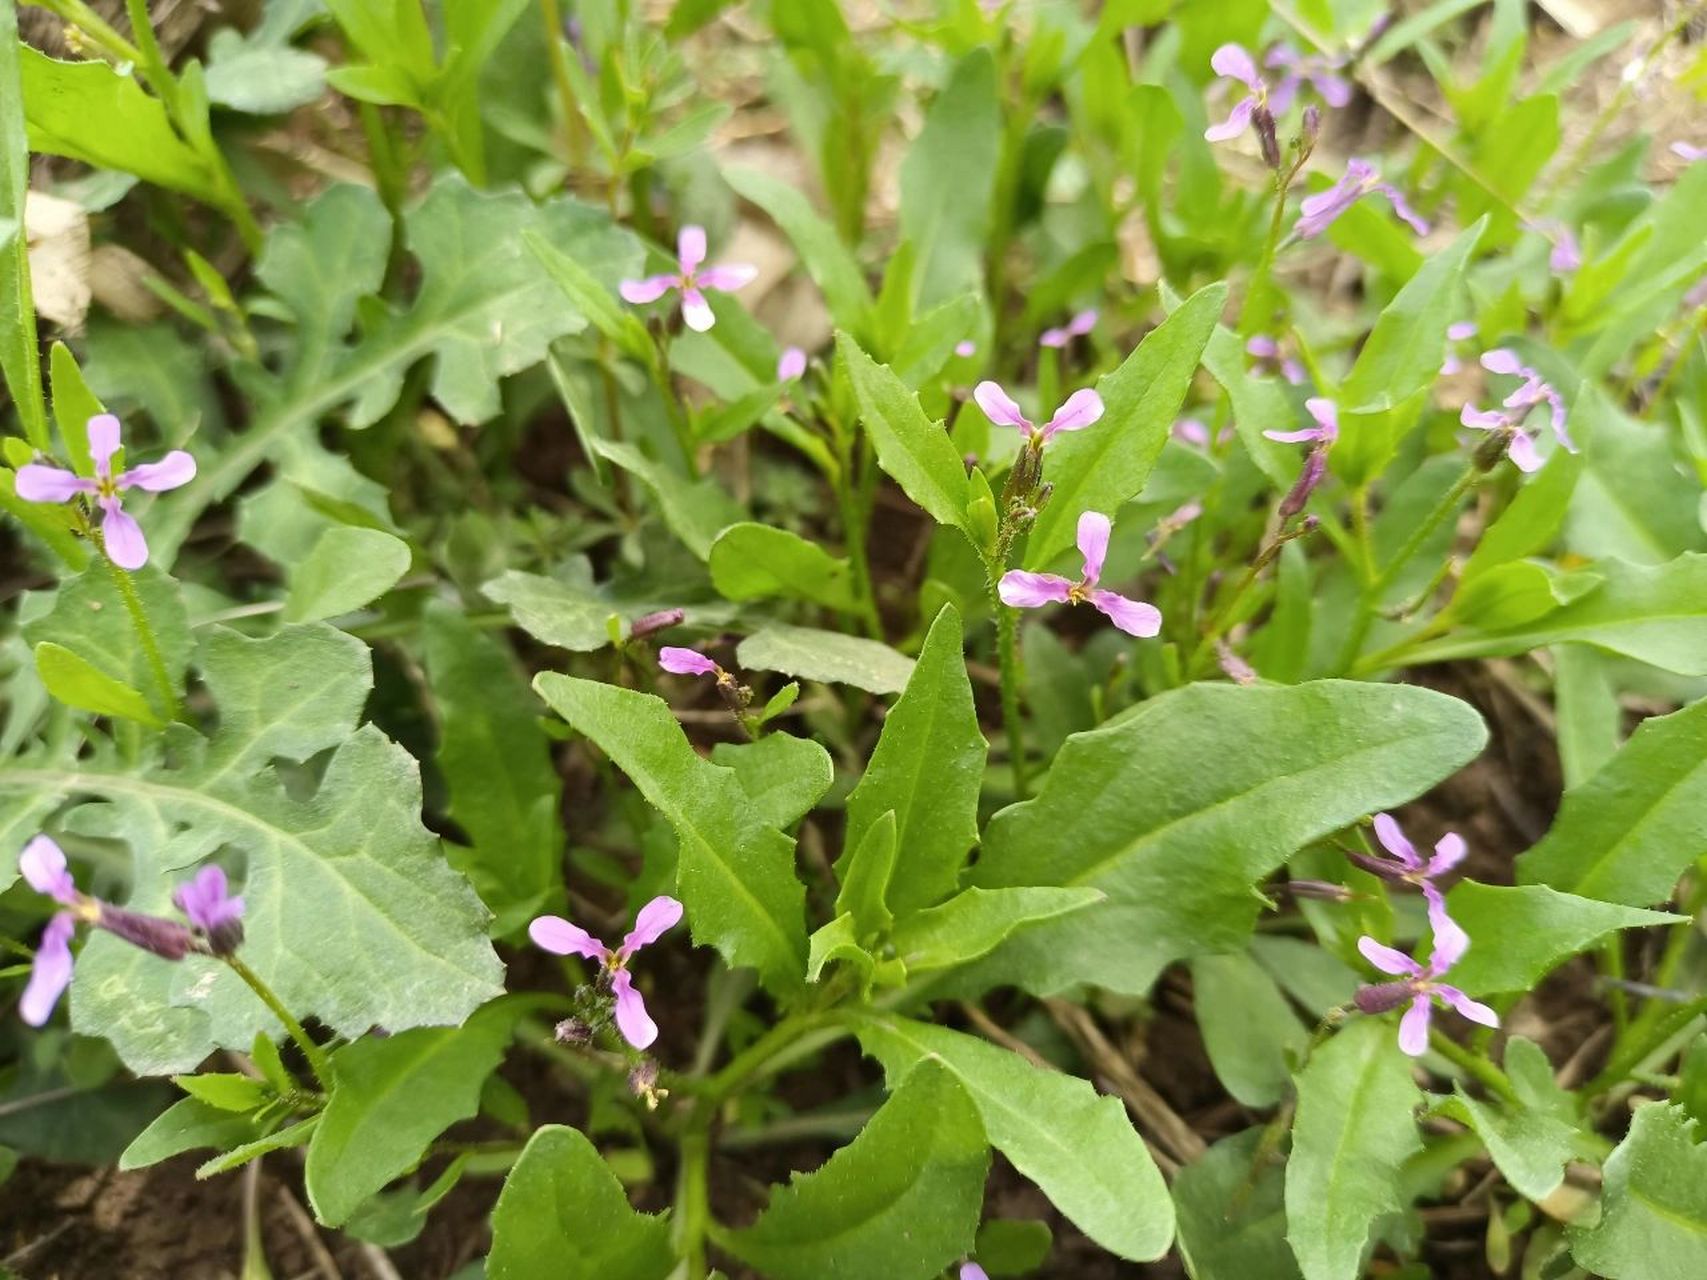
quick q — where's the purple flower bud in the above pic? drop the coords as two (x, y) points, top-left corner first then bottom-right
(1300, 104), (1321, 154)
(631, 609), (685, 640)
(93, 904), (196, 962)
(658, 646), (720, 677)
(554, 1016), (592, 1046)
(1354, 981), (1415, 1015)
(1278, 447), (1326, 519)
(1255, 104), (1281, 169)
(1216, 640), (1259, 686)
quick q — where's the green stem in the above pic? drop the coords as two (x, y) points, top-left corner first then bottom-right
(538, 0), (588, 170)
(1427, 1029), (1517, 1102)
(1585, 993), (1707, 1099)
(834, 431), (882, 640)
(96, 536), (184, 722)
(991, 587), (1029, 799)
(225, 953), (334, 1091)
(673, 1126), (710, 1280)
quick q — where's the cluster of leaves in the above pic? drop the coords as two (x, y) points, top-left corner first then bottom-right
(2, 2), (1707, 1279)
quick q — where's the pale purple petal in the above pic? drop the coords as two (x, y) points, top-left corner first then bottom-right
(1204, 96), (1256, 143)
(1447, 321), (1479, 342)
(998, 571), (1073, 608)
(610, 969), (658, 1049)
(1480, 348), (1524, 376)
(87, 414), (122, 478)
(1372, 813), (1421, 869)
(1426, 833), (1467, 876)
(1375, 184), (1430, 235)
(677, 224), (707, 274)
(1314, 72), (1353, 108)
(1280, 358), (1307, 385)
(1294, 172), (1363, 238)
(954, 340), (976, 358)
(20, 836), (77, 905)
(1548, 228), (1581, 273)
(1426, 898), (1471, 974)
(962, 1266), (991, 1280)
(1067, 308), (1098, 337)
(1264, 427), (1320, 444)
(1546, 392), (1575, 451)
(1173, 418), (1210, 446)
(658, 646), (719, 676)
(1358, 934), (1421, 978)
(697, 262), (758, 293)
(20, 913), (76, 1027)
(1435, 985), (1500, 1028)
(1672, 142), (1707, 163)
(1090, 590), (1162, 638)
(173, 866), (245, 931)
(1305, 397), (1339, 442)
(529, 914), (611, 962)
(1460, 404), (1507, 430)
(1039, 327), (1069, 349)
(620, 275), (678, 304)
(118, 450), (196, 493)
(14, 464), (95, 502)
(1440, 353), (1464, 376)
(100, 499), (148, 570)
(618, 895), (683, 960)
(1210, 43), (1261, 90)
(680, 287), (716, 332)
(1076, 511), (1112, 584)
(1246, 334), (1280, 359)
(1506, 429), (1543, 473)
(973, 381), (1031, 432)
(777, 346), (808, 381)
(1267, 74), (1301, 116)
(1042, 387), (1104, 439)
(1397, 993), (1433, 1055)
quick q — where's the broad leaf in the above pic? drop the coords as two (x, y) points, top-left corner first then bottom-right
(482, 567), (727, 654)
(22, 564), (191, 713)
(842, 604), (985, 911)
(1174, 1129), (1302, 1280)
(1569, 1104), (1707, 1280)
(487, 1125), (674, 1280)
(898, 49), (999, 306)
(963, 681), (1486, 996)
(1190, 952), (1310, 1108)
(841, 334), (971, 534)
(1445, 883), (1680, 995)
(726, 1059), (988, 1280)
(737, 623), (916, 695)
(853, 1013), (1173, 1262)
(710, 732), (834, 831)
(1430, 1087), (1577, 1202)
(33, 642), (161, 728)
(593, 439), (742, 559)
(532, 675), (807, 994)
(282, 526), (411, 622)
(890, 887), (1102, 974)
(709, 522), (860, 612)
(1285, 1019), (1422, 1280)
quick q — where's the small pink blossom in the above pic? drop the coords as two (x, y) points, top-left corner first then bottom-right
(1039, 309), (1097, 349)
(1526, 218), (1581, 273)
(1294, 159), (1429, 239)
(998, 511), (1161, 638)
(961, 1265), (990, 1280)
(619, 226), (757, 333)
(1672, 142), (1707, 163)
(658, 646), (721, 678)
(777, 346), (807, 382)
(1264, 43), (1352, 113)
(1347, 813), (1466, 915)
(15, 414), (196, 570)
(529, 896), (684, 1049)
(1264, 397), (1337, 447)
(1246, 334), (1306, 385)
(1460, 349), (1575, 473)
(1204, 44), (1267, 143)
(1440, 320), (1478, 375)
(1355, 898), (1499, 1056)
(954, 340), (977, 358)
(974, 381), (1103, 446)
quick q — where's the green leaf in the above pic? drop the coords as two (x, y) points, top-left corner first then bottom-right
(963, 681), (1486, 996)
(1024, 283), (1225, 569)
(1444, 883), (1681, 995)
(890, 887), (1102, 973)
(1400, 553), (1707, 675)
(282, 526), (411, 623)
(1430, 1087), (1577, 1202)
(119, 1098), (267, 1171)
(842, 604), (985, 912)
(709, 522), (860, 612)
(19, 48), (222, 205)
(532, 675), (806, 995)
(0, 6), (47, 452)
(1569, 1104), (1707, 1280)
(592, 439), (742, 560)
(48, 340), (103, 474)
(709, 732), (834, 831)
(482, 568), (714, 654)
(898, 49), (999, 306)
(306, 1002), (516, 1225)
(1, 626), (504, 1075)
(725, 166), (873, 331)
(487, 1125), (674, 1280)
(737, 623), (916, 695)
(204, 27), (327, 114)
(853, 1013), (1173, 1262)
(974, 1219), (1053, 1277)
(1201, 322), (1291, 487)
(840, 333), (970, 534)
(1285, 1019), (1423, 1280)
(198, 1114), (320, 1177)
(32, 642), (162, 728)
(727, 1059), (988, 1280)
(1518, 697), (1707, 905)
(1174, 1129), (1302, 1280)
(172, 1072), (271, 1113)
(420, 602), (563, 934)
(524, 229), (652, 359)
(1190, 952), (1310, 1108)
(836, 809), (898, 936)
(23, 564), (191, 713)
(806, 912), (874, 986)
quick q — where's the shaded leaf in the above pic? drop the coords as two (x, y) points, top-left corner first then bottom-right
(737, 623), (916, 695)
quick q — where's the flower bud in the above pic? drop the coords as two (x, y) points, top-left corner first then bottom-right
(1255, 105), (1282, 170)
(1278, 448), (1327, 519)
(1215, 640), (1258, 686)
(203, 919), (245, 958)
(1299, 105), (1322, 160)
(554, 1017), (592, 1046)
(1353, 981), (1414, 1015)
(631, 609), (685, 640)
(94, 905), (196, 962)
(1472, 426), (1511, 472)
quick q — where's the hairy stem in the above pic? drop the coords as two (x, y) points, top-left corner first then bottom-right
(94, 532), (184, 722)
(225, 953), (334, 1092)
(1427, 1029), (1517, 1102)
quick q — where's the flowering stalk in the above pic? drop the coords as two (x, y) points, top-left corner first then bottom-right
(224, 952), (334, 1092)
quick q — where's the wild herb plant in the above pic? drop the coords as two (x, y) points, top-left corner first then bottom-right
(2, 2), (1706, 1278)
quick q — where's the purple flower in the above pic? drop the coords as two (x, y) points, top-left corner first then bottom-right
(1173, 417), (1210, 447)
(1264, 43), (1352, 113)
(1526, 218), (1581, 273)
(15, 414), (196, 570)
(1294, 159), (1429, 239)
(974, 381), (1104, 446)
(961, 1265), (991, 1280)
(529, 895), (684, 1050)
(1204, 44), (1268, 143)
(1246, 334), (1306, 385)
(658, 646), (722, 678)
(173, 865), (246, 955)
(1355, 898), (1499, 1056)
(1460, 349), (1575, 474)
(1440, 320), (1478, 375)
(1039, 309), (1098, 349)
(631, 608), (685, 640)
(1264, 396), (1338, 447)
(954, 340), (977, 358)
(777, 346), (807, 382)
(619, 226), (757, 333)
(1348, 813), (1466, 913)
(1672, 142), (1707, 163)
(999, 511), (1162, 637)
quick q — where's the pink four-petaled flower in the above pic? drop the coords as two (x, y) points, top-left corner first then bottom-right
(1264, 397), (1338, 447)
(974, 381), (1103, 446)
(998, 511), (1162, 638)
(15, 414), (196, 570)
(1264, 43), (1352, 113)
(1294, 159), (1429, 240)
(1203, 44), (1270, 143)
(1460, 349), (1575, 473)
(619, 226), (757, 333)
(1349, 813), (1466, 914)
(529, 896), (684, 1050)
(1355, 897), (1499, 1056)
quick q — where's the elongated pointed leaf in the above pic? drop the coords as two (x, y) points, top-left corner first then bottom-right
(726, 166), (873, 331)
(532, 675), (807, 995)
(710, 522), (860, 612)
(1174, 1129), (1302, 1280)
(33, 642), (162, 728)
(283, 526), (411, 622)
(1445, 883), (1681, 995)
(899, 49), (999, 307)
(836, 810), (898, 936)
(841, 333), (970, 534)
(891, 887), (1102, 973)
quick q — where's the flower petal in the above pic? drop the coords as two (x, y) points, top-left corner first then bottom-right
(1435, 984), (1501, 1028)
(697, 262), (758, 292)
(119, 450), (196, 493)
(680, 287), (716, 332)
(611, 969), (659, 1049)
(87, 414), (123, 477)
(1426, 833), (1467, 876)
(1459, 404), (1506, 430)
(100, 500), (148, 570)
(1263, 428), (1321, 444)
(954, 340), (976, 358)
(1314, 72), (1353, 108)
(529, 915), (610, 961)
(21, 913), (76, 1027)
(1447, 321), (1479, 342)
(1173, 418), (1210, 446)
(1375, 184), (1430, 235)
(1305, 397), (1339, 442)
(1068, 308), (1098, 336)
(13, 464), (95, 502)
(1397, 993), (1433, 1056)
(1076, 510), (1112, 583)
(658, 646), (719, 676)
(1506, 429), (1543, 473)
(1210, 43), (1261, 90)
(961, 1266), (991, 1280)
(677, 224), (707, 274)
(1090, 590), (1162, 638)
(1245, 334), (1280, 358)
(1204, 96), (1255, 142)
(1038, 327), (1069, 349)
(997, 571), (1072, 609)
(174, 865), (245, 931)
(1043, 387), (1104, 438)
(619, 895), (684, 959)
(777, 346), (807, 381)
(620, 275), (679, 304)
(1480, 348), (1525, 376)
(973, 381), (1030, 431)
(1426, 897), (1471, 974)
(20, 835), (77, 904)
(1372, 813), (1420, 869)
(1358, 934), (1421, 978)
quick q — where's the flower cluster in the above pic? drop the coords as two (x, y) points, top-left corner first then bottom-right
(1461, 349), (1575, 473)
(620, 225), (757, 333)
(530, 896), (683, 1050)
(17, 837), (244, 1026)
(1356, 896), (1499, 1056)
